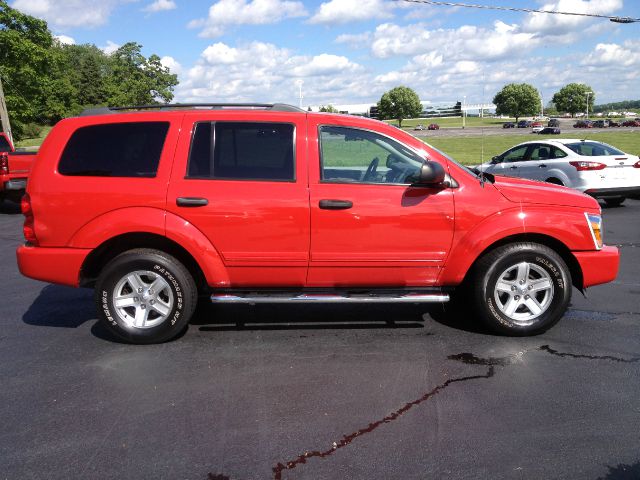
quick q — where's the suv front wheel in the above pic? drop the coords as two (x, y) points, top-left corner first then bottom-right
(472, 242), (571, 336)
(95, 249), (197, 344)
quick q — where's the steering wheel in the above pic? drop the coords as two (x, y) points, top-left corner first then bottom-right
(363, 157), (379, 182)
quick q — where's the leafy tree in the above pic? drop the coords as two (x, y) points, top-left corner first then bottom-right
(493, 83), (540, 122)
(106, 42), (178, 106)
(319, 104), (338, 113)
(552, 83), (594, 117)
(377, 86), (422, 127)
(0, 0), (54, 138)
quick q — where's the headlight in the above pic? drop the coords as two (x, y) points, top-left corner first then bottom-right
(585, 213), (603, 250)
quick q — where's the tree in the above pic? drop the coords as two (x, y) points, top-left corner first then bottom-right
(319, 104), (338, 113)
(0, 0), (55, 138)
(552, 83), (595, 117)
(492, 83), (540, 122)
(377, 86), (422, 127)
(105, 42), (178, 106)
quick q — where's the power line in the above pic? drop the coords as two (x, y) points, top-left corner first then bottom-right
(394, 0), (640, 23)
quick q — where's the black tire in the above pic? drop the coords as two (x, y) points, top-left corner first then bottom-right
(95, 249), (197, 344)
(604, 197), (625, 207)
(471, 242), (571, 336)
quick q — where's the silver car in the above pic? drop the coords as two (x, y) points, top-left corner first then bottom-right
(477, 139), (640, 206)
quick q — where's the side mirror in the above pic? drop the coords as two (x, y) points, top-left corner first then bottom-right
(491, 156), (501, 164)
(412, 161), (446, 186)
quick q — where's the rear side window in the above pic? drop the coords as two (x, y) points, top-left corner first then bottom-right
(187, 122), (295, 181)
(58, 122), (169, 177)
(0, 135), (11, 152)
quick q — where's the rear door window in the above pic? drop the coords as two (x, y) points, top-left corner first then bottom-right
(187, 122), (295, 181)
(58, 122), (169, 177)
(0, 135), (11, 152)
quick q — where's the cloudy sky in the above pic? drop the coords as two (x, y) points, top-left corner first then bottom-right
(11, 0), (640, 107)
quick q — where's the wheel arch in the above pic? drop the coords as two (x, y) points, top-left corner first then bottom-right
(444, 233), (583, 292)
(79, 232), (208, 292)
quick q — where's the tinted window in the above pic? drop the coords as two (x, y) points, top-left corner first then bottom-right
(0, 135), (11, 153)
(565, 141), (624, 156)
(59, 122), (169, 177)
(502, 146), (529, 163)
(187, 122), (295, 181)
(319, 126), (423, 184)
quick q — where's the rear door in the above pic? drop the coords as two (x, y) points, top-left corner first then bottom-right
(166, 111), (310, 287)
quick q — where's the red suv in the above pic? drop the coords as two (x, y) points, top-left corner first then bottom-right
(17, 104), (619, 343)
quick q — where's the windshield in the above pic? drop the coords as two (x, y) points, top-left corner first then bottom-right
(565, 141), (624, 156)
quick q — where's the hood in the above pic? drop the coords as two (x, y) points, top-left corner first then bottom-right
(491, 175), (599, 209)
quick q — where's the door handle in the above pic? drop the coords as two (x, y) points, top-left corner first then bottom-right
(319, 199), (353, 210)
(538, 164), (547, 168)
(176, 197), (208, 207)
(509, 166), (518, 169)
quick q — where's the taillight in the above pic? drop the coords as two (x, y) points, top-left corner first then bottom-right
(21, 193), (38, 246)
(0, 153), (8, 175)
(569, 161), (606, 171)
(634, 160), (640, 168)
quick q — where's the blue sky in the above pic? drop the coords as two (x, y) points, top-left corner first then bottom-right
(10, 0), (640, 107)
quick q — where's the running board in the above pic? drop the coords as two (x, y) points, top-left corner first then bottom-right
(210, 291), (450, 304)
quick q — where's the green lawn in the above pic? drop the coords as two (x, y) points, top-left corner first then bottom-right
(387, 117), (516, 129)
(14, 126), (53, 149)
(425, 131), (640, 165)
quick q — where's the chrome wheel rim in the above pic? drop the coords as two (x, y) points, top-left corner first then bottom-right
(113, 270), (173, 329)
(494, 262), (554, 326)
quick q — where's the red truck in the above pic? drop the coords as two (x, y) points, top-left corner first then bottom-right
(0, 132), (36, 204)
(17, 104), (619, 344)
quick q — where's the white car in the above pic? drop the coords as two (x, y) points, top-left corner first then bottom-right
(477, 139), (640, 206)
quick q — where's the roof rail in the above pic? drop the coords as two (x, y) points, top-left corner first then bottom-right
(80, 103), (305, 116)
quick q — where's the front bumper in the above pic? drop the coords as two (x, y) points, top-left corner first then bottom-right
(573, 245), (619, 288)
(584, 186), (640, 199)
(17, 245), (91, 287)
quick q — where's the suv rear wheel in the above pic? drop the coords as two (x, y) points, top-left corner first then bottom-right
(95, 249), (197, 344)
(471, 242), (571, 336)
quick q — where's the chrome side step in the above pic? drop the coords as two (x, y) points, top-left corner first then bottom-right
(210, 292), (449, 304)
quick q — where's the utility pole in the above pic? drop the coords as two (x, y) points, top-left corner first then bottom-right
(0, 75), (13, 145)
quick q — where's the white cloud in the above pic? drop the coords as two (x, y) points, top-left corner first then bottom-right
(310, 0), (394, 24)
(190, 0), (307, 38)
(101, 40), (120, 55)
(54, 34), (76, 45)
(522, 0), (623, 36)
(175, 41), (368, 106)
(160, 56), (182, 75)
(371, 21), (538, 61)
(335, 32), (372, 49)
(11, 0), (128, 28)
(143, 0), (176, 13)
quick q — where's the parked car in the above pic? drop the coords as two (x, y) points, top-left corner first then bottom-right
(573, 120), (593, 128)
(622, 120), (640, 127)
(17, 104), (619, 343)
(427, 123), (439, 130)
(476, 139), (640, 207)
(531, 121), (543, 128)
(531, 126), (544, 133)
(538, 127), (561, 134)
(592, 120), (609, 128)
(413, 124), (425, 131)
(1, 151), (36, 204)
(547, 119), (560, 127)
(608, 120), (621, 127)
(517, 120), (531, 128)
(503, 122), (515, 128)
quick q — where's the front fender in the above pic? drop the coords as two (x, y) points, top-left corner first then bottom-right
(439, 205), (594, 285)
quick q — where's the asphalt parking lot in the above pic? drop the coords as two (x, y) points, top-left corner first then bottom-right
(1, 198), (639, 480)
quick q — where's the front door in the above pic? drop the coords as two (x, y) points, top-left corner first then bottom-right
(307, 121), (455, 287)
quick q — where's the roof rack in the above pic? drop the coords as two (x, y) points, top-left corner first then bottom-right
(80, 103), (305, 116)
